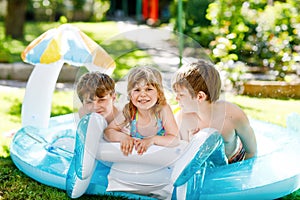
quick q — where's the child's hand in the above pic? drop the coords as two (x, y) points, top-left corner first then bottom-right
(120, 136), (135, 156)
(134, 138), (154, 155)
(188, 128), (201, 140)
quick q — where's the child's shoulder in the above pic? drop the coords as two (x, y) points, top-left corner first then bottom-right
(217, 100), (242, 111)
(158, 103), (174, 118)
(218, 100), (248, 123)
(160, 103), (173, 112)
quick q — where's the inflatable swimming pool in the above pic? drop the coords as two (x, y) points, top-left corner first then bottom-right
(10, 112), (300, 199)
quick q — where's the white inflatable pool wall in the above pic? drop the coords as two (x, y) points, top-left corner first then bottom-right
(74, 113), (107, 180)
(67, 113), (202, 198)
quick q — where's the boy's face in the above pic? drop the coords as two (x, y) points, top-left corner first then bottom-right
(83, 93), (115, 119)
(174, 86), (198, 113)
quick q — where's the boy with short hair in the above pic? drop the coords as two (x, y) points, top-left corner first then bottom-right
(76, 71), (119, 123)
(172, 60), (257, 163)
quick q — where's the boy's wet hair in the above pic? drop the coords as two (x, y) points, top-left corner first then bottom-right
(172, 59), (221, 102)
(123, 65), (167, 125)
(77, 72), (115, 103)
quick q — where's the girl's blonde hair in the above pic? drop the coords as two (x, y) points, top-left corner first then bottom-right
(122, 65), (167, 125)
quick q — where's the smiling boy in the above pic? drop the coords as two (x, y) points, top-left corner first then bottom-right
(76, 71), (119, 123)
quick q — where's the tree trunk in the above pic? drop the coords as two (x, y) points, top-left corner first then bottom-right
(5, 0), (28, 39)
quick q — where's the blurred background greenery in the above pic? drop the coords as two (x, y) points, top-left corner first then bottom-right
(1, 0), (300, 86)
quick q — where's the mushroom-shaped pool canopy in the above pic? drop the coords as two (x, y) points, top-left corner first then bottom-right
(21, 23), (115, 72)
(21, 24), (116, 128)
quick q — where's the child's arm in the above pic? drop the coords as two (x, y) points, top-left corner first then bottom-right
(175, 110), (185, 140)
(158, 104), (179, 145)
(104, 113), (126, 142)
(233, 105), (257, 159)
(104, 113), (135, 156)
(175, 111), (200, 141)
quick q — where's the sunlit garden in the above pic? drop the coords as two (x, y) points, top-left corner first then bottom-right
(1, 0), (300, 199)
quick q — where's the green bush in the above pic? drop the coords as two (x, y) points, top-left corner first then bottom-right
(0, 38), (13, 63)
(172, 0), (300, 88)
(207, 0), (300, 81)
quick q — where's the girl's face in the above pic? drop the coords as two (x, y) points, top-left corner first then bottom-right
(83, 93), (115, 119)
(174, 86), (198, 113)
(130, 81), (158, 111)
